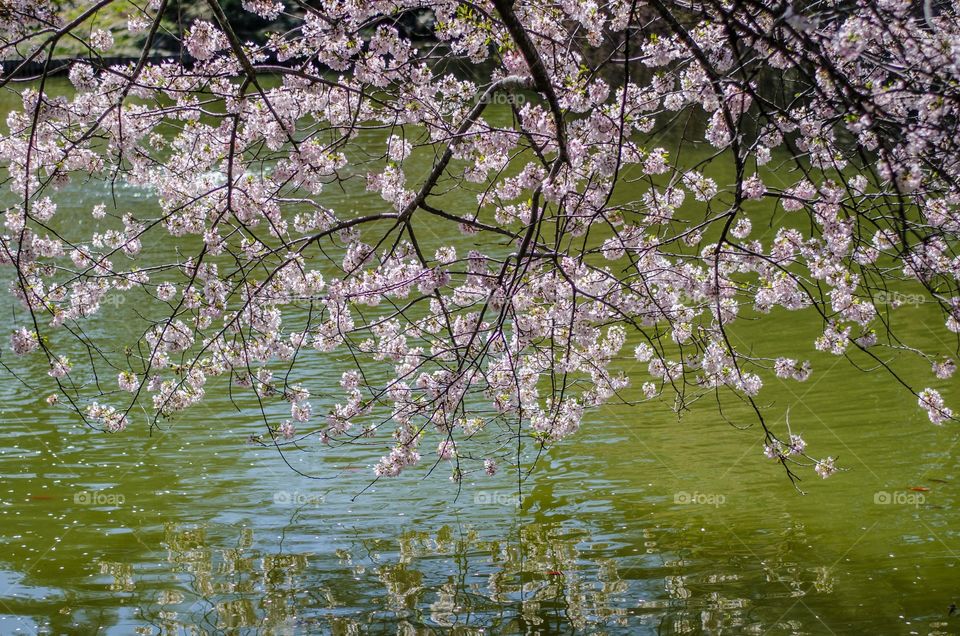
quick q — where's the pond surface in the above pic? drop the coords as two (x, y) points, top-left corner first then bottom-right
(0, 83), (958, 635)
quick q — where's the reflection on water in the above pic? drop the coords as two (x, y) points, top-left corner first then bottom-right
(77, 511), (926, 635)
(100, 520), (727, 635)
(138, 524), (311, 634)
(119, 522), (637, 634)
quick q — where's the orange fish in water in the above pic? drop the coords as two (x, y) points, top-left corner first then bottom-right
(909, 486), (931, 492)
(546, 570), (564, 576)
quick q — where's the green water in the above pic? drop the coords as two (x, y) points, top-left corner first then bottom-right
(0, 82), (959, 635)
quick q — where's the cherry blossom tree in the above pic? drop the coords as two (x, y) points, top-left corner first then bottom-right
(1, 0), (958, 489)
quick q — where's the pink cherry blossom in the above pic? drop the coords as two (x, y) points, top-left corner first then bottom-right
(0, 0), (957, 488)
